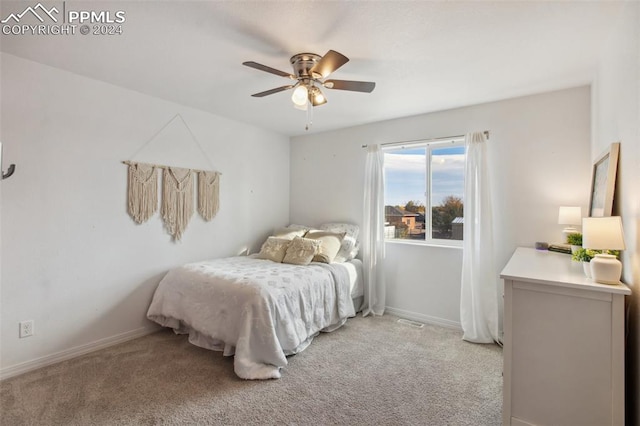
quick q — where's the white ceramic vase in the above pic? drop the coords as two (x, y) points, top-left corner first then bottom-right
(582, 261), (592, 278)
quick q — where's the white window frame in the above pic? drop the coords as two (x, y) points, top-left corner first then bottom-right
(383, 137), (465, 248)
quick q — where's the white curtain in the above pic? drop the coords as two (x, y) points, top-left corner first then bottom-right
(460, 132), (501, 343)
(362, 144), (386, 316)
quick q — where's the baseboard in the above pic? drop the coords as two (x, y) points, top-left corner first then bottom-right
(0, 325), (160, 381)
(385, 306), (462, 330)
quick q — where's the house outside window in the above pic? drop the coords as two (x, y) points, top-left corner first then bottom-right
(383, 138), (466, 246)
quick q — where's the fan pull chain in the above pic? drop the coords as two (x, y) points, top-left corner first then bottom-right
(305, 101), (313, 131)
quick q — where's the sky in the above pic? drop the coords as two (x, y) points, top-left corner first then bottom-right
(384, 146), (465, 207)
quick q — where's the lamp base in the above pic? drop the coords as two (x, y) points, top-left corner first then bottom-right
(562, 226), (579, 243)
(590, 254), (622, 285)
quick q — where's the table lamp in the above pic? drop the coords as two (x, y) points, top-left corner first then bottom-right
(582, 216), (625, 284)
(558, 206), (582, 243)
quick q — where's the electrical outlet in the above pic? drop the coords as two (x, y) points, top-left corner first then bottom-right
(19, 320), (34, 338)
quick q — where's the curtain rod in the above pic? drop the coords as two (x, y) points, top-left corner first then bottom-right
(361, 130), (490, 149)
(121, 160), (221, 175)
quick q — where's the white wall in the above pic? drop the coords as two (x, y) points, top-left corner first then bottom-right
(0, 53), (290, 377)
(291, 86), (592, 326)
(591, 2), (640, 423)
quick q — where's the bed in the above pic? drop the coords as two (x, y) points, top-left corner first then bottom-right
(147, 244), (363, 380)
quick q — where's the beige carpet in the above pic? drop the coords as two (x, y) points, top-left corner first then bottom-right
(0, 314), (502, 425)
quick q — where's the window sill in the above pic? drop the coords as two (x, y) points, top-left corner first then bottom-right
(385, 239), (463, 250)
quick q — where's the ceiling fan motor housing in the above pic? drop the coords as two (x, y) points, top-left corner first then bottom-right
(290, 53), (322, 79)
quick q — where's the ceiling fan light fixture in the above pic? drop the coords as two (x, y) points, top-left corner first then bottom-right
(291, 85), (308, 106)
(309, 86), (327, 106)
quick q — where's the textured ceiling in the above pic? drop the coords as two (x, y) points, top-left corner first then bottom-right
(0, 1), (628, 136)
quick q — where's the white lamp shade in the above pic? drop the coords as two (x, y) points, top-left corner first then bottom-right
(291, 85), (308, 106)
(582, 216), (626, 250)
(558, 206), (582, 225)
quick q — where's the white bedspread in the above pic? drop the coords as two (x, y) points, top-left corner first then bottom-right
(147, 256), (355, 379)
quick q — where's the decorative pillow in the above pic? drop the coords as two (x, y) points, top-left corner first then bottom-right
(319, 223), (360, 262)
(334, 238), (360, 263)
(257, 237), (291, 263)
(282, 236), (322, 266)
(272, 227), (307, 240)
(304, 230), (346, 263)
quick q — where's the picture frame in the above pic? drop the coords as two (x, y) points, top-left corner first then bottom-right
(589, 142), (620, 217)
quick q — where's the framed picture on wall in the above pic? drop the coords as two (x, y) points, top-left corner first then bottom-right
(589, 142), (620, 217)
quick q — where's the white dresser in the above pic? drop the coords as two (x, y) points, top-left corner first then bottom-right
(501, 247), (630, 426)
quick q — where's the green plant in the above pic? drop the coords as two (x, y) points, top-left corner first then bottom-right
(605, 249), (621, 259)
(572, 248), (596, 262)
(566, 233), (582, 246)
(572, 248), (620, 262)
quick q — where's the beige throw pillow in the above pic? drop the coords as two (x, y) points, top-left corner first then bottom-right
(271, 227), (307, 240)
(282, 237), (321, 266)
(257, 237), (291, 263)
(304, 230), (346, 263)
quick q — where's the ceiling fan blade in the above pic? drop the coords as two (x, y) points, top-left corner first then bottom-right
(310, 50), (349, 79)
(324, 79), (376, 93)
(251, 85), (295, 97)
(243, 61), (294, 79)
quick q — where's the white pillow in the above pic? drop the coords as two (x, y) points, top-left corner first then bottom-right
(257, 237), (291, 263)
(319, 223), (360, 262)
(282, 236), (321, 266)
(334, 238), (359, 263)
(304, 230), (346, 263)
(319, 223), (359, 239)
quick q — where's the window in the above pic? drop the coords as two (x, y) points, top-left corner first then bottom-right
(383, 138), (466, 245)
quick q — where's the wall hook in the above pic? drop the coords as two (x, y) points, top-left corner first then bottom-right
(2, 164), (15, 180)
(1, 142), (15, 180)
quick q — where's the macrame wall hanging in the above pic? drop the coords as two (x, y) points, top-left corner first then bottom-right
(123, 114), (221, 241)
(161, 166), (194, 241)
(197, 171), (220, 222)
(127, 162), (158, 224)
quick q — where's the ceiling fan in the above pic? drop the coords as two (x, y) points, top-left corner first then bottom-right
(242, 50), (376, 110)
